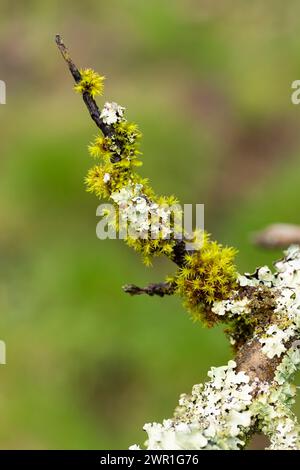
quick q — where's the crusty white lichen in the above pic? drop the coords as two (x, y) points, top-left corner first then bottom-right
(252, 380), (300, 450)
(212, 246), (300, 359)
(131, 360), (254, 450)
(111, 183), (172, 238)
(131, 246), (300, 450)
(212, 296), (251, 318)
(100, 101), (125, 125)
(275, 344), (300, 385)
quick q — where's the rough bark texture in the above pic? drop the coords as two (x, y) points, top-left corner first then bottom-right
(235, 339), (281, 384)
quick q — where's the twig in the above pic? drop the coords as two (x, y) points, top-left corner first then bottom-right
(123, 282), (175, 297)
(252, 223), (300, 248)
(55, 34), (112, 138)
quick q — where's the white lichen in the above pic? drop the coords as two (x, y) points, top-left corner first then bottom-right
(111, 183), (173, 238)
(253, 382), (300, 450)
(103, 172), (110, 183)
(131, 360), (255, 450)
(274, 345), (300, 385)
(100, 101), (125, 125)
(257, 266), (274, 286)
(259, 325), (291, 359)
(256, 246), (300, 359)
(212, 296), (251, 318)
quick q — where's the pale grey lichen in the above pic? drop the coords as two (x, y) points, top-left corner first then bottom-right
(212, 296), (251, 318)
(257, 246), (300, 359)
(252, 382), (300, 450)
(257, 266), (274, 285)
(100, 101), (125, 125)
(259, 324), (294, 359)
(111, 183), (173, 238)
(131, 360), (255, 450)
(213, 246), (300, 360)
(274, 345), (300, 385)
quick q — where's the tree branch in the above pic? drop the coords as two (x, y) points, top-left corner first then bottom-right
(123, 282), (175, 297)
(56, 36), (300, 449)
(55, 34), (112, 138)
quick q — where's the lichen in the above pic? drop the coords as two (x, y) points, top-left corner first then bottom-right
(100, 102), (125, 125)
(252, 381), (300, 450)
(130, 360), (254, 450)
(130, 353), (300, 450)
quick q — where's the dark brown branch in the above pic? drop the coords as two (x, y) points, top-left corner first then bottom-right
(55, 34), (112, 138)
(123, 282), (175, 297)
(171, 239), (190, 267)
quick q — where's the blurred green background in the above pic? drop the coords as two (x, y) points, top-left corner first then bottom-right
(1, 0), (300, 449)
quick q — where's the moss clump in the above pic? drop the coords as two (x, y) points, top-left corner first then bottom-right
(74, 68), (105, 98)
(169, 232), (238, 323)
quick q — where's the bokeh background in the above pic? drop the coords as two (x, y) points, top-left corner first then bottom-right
(1, 0), (300, 449)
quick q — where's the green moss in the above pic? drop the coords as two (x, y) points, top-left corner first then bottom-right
(170, 232), (238, 323)
(74, 68), (105, 98)
(81, 67), (238, 321)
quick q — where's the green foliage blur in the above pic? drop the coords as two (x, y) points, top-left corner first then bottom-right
(1, 0), (300, 449)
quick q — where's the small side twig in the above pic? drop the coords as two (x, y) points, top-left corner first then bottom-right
(123, 282), (175, 297)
